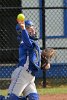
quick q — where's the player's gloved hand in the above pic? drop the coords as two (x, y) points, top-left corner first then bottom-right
(41, 48), (56, 70)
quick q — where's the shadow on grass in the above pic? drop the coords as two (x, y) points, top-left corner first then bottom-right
(35, 77), (67, 88)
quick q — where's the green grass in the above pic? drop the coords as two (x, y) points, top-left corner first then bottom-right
(0, 89), (7, 96)
(0, 87), (67, 96)
(37, 87), (67, 95)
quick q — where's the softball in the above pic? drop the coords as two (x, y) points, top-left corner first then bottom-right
(17, 13), (25, 21)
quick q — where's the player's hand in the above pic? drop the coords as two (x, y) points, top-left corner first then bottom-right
(17, 20), (25, 30)
(41, 48), (56, 70)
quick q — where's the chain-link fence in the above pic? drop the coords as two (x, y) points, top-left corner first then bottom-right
(0, 0), (67, 89)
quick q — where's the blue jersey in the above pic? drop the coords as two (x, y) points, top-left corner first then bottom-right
(16, 24), (41, 74)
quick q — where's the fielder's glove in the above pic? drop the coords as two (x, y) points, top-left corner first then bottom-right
(41, 48), (56, 70)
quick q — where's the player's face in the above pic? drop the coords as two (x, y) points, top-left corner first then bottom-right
(26, 26), (36, 37)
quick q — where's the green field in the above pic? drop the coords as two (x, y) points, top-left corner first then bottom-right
(37, 87), (67, 95)
(0, 87), (67, 96)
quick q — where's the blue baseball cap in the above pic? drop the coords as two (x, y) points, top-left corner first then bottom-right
(25, 20), (34, 27)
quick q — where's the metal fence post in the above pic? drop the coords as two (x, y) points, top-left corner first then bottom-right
(42, 0), (46, 87)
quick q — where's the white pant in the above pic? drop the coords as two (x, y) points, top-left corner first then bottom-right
(8, 66), (37, 96)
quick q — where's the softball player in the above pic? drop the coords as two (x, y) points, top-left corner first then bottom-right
(0, 14), (52, 100)
(2, 20), (41, 100)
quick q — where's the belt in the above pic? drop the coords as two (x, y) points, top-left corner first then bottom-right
(26, 69), (34, 76)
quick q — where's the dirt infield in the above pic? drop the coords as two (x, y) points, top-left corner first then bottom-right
(39, 94), (67, 100)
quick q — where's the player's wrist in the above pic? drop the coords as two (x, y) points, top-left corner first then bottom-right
(18, 23), (25, 30)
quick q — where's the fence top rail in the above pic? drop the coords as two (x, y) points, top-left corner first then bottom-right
(0, 7), (67, 10)
(0, 7), (42, 9)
